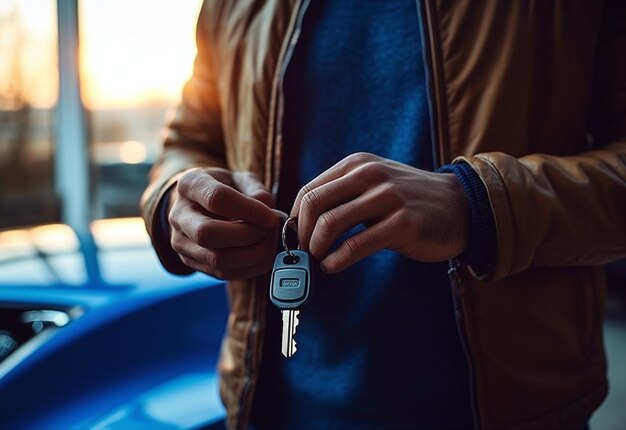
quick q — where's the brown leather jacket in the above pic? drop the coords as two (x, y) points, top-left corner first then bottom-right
(141, 1), (626, 429)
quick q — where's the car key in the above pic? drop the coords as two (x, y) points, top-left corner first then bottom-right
(270, 217), (311, 357)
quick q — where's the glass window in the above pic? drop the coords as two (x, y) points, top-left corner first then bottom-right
(0, 0), (58, 229)
(79, 0), (202, 219)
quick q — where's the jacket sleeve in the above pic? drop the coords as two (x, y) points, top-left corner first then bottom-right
(140, 1), (227, 270)
(459, 1), (626, 282)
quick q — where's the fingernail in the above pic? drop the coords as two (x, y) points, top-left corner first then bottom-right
(319, 260), (329, 273)
(272, 209), (290, 222)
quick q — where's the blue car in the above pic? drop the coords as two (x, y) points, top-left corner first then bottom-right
(0, 218), (227, 429)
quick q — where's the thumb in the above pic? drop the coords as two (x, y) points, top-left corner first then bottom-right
(232, 172), (275, 209)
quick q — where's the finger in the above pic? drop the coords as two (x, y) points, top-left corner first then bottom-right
(201, 167), (235, 187)
(176, 245), (274, 279)
(320, 216), (395, 274)
(209, 235), (277, 272)
(291, 152), (380, 217)
(172, 228), (276, 275)
(177, 170), (277, 229)
(308, 192), (388, 259)
(232, 171), (276, 208)
(178, 252), (271, 280)
(294, 171), (373, 252)
(182, 215), (269, 249)
(170, 197), (269, 248)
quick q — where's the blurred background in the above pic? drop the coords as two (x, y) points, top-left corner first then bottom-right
(0, 0), (200, 227)
(0, 0), (624, 428)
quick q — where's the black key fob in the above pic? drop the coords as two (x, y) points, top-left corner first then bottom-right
(270, 250), (311, 310)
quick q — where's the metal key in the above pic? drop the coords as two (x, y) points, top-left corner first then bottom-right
(270, 249), (311, 357)
(270, 218), (311, 357)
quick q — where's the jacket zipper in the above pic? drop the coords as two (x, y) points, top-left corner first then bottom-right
(237, 2), (312, 429)
(448, 261), (481, 430)
(416, 1), (481, 428)
(270, 0), (312, 195)
(415, 0), (441, 172)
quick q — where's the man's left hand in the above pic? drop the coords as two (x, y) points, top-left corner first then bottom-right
(290, 152), (471, 273)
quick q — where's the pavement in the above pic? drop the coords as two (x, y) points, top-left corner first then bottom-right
(590, 292), (626, 430)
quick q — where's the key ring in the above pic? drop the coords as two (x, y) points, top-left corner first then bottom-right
(282, 216), (298, 258)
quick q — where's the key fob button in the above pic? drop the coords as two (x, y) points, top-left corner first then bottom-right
(271, 268), (308, 302)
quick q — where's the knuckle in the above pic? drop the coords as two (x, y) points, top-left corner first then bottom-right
(318, 211), (338, 236)
(250, 188), (270, 202)
(376, 181), (395, 196)
(295, 184), (313, 207)
(394, 210), (413, 231)
(194, 222), (212, 247)
(179, 255), (193, 268)
(199, 250), (225, 277)
(345, 152), (374, 166)
(167, 210), (178, 230)
(300, 188), (321, 213)
(203, 184), (225, 212)
(368, 182), (403, 212)
(387, 184), (404, 205)
(177, 169), (201, 195)
(196, 248), (212, 267)
(167, 200), (187, 227)
(394, 210), (422, 240)
(193, 228), (205, 247)
(397, 207), (411, 223)
(170, 233), (181, 253)
(342, 235), (360, 256)
(207, 251), (221, 270)
(358, 161), (388, 182)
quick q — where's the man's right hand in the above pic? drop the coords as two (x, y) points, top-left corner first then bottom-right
(168, 168), (279, 280)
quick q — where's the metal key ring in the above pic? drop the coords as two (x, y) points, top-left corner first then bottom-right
(282, 216), (298, 258)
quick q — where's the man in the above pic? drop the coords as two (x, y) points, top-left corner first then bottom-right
(142, 1), (626, 429)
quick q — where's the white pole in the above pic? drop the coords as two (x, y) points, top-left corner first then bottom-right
(56, 0), (89, 232)
(55, 0), (100, 284)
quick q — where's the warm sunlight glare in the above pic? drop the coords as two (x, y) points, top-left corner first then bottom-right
(30, 224), (80, 254)
(118, 140), (147, 164)
(0, 0), (58, 108)
(80, 0), (202, 109)
(91, 217), (150, 249)
(0, 0), (202, 109)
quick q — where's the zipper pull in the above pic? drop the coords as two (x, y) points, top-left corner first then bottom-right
(447, 260), (465, 294)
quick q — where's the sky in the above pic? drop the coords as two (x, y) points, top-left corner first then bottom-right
(0, 0), (202, 109)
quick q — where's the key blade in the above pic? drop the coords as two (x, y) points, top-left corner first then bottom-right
(281, 310), (300, 357)
(281, 310), (299, 357)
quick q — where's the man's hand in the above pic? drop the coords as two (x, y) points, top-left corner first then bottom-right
(290, 153), (470, 274)
(168, 168), (279, 280)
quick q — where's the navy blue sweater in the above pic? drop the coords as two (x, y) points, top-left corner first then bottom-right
(251, 1), (478, 428)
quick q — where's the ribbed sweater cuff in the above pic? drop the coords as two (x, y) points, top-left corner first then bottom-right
(437, 162), (496, 269)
